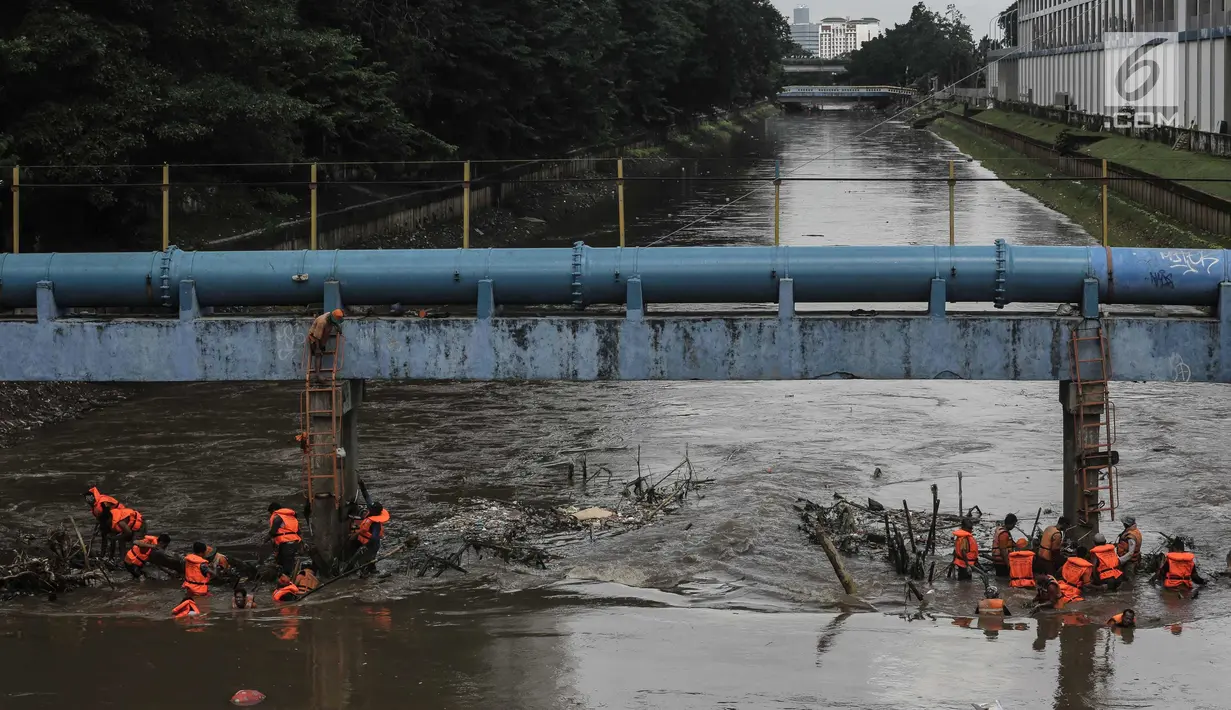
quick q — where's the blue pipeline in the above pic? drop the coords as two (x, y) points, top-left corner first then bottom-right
(0, 242), (1228, 309)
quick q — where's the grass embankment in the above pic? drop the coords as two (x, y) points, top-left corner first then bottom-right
(967, 108), (1231, 202)
(929, 116), (1225, 249)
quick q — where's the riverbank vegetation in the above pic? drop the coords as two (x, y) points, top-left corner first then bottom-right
(0, 0), (791, 251)
(929, 116), (1224, 249)
(845, 3), (979, 90)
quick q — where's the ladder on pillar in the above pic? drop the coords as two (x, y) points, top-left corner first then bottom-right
(301, 331), (346, 502)
(1069, 325), (1118, 524)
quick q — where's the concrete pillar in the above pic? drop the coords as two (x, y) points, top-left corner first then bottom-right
(1059, 380), (1103, 544)
(307, 378), (364, 572)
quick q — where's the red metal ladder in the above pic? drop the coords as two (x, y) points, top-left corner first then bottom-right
(301, 331), (345, 501)
(1069, 325), (1117, 523)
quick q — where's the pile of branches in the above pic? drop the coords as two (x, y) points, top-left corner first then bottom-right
(616, 452), (714, 524)
(1, 526), (113, 599)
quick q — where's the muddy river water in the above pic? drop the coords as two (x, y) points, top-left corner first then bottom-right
(3, 115), (1230, 709)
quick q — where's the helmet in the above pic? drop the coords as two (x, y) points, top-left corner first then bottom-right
(1123, 516), (1136, 528)
(1015, 538), (1028, 549)
(985, 586), (1000, 598)
(331, 308), (344, 319)
(1093, 533), (1106, 545)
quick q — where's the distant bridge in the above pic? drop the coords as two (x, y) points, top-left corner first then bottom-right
(777, 85), (916, 101)
(783, 63), (848, 74)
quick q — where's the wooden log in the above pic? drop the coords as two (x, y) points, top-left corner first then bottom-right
(813, 522), (858, 596)
(925, 484), (940, 556)
(902, 500), (917, 555)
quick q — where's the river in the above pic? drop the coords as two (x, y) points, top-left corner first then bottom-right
(2, 113), (1228, 709)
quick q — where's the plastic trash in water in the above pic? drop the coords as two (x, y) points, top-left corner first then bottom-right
(230, 689), (266, 706)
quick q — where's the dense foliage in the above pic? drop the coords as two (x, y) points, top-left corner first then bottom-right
(0, 0), (790, 249)
(844, 2), (978, 91)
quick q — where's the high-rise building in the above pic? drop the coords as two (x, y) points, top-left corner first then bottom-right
(793, 5), (810, 24)
(817, 17), (882, 59)
(790, 21), (821, 56)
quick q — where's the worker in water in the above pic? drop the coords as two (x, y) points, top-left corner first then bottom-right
(123, 533), (171, 579)
(1060, 546), (1094, 596)
(182, 541), (213, 597)
(172, 594), (201, 618)
(1008, 538), (1036, 589)
(975, 586), (1012, 616)
(951, 516), (979, 581)
(1031, 573), (1065, 611)
(1117, 516), (1143, 573)
(84, 485), (118, 522)
(202, 544), (229, 574)
(308, 308), (344, 356)
(232, 587), (256, 609)
(1088, 533), (1124, 590)
(106, 504), (145, 558)
(990, 514), (1017, 577)
(1107, 609), (1136, 628)
(1038, 516), (1067, 574)
(349, 502), (390, 576)
(268, 503), (302, 576)
(1155, 538), (1207, 591)
(272, 574), (302, 603)
(293, 563), (320, 591)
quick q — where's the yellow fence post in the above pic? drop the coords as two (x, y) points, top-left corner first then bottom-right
(161, 164), (170, 250)
(948, 160), (956, 247)
(463, 160), (471, 249)
(1101, 159), (1109, 247)
(774, 160), (781, 246)
(617, 158), (626, 247)
(10, 166), (18, 254)
(309, 163), (319, 250)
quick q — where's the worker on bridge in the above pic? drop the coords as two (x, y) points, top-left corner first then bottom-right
(951, 517), (979, 581)
(123, 533), (170, 579)
(348, 502), (390, 576)
(1154, 538), (1207, 593)
(990, 514), (1017, 577)
(268, 503), (302, 576)
(307, 308), (345, 371)
(1088, 533), (1124, 590)
(1038, 516), (1067, 575)
(1008, 538), (1036, 588)
(1117, 516), (1143, 573)
(182, 541), (214, 598)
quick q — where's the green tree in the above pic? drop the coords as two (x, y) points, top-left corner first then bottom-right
(845, 2), (977, 90)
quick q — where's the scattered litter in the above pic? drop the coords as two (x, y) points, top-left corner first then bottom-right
(230, 689), (266, 706)
(571, 507), (615, 522)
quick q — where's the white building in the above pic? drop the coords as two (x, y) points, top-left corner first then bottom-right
(817, 17), (882, 59)
(987, 2), (1229, 133)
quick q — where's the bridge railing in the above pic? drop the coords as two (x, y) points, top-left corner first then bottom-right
(4, 149), (1228, 257)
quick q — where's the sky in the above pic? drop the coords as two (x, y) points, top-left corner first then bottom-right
(771, 0), (1010, 42)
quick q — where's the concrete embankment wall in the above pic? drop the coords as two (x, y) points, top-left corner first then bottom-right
(949, 113), (1231, 239)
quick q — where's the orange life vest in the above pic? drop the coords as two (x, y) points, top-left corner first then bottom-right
(1108, 613), (1133, 627)
(978, 598), (1005, 615)
(1056, 580), (1083, 607)
(124, 535), (159, 567)
(1039, 525), (1062, 561)
(1091, 544), (1123, 581)
(204, 546), (229, 570)
(88, 487), (118, 519)
(270, 509), (301, 544)
(182, 553), (211, 596)
(1163, 551), (1195, 589)
(355, 509), (390, 545)
(1008, 550), (1036, 587)
(273, 583), (301, 602)
(1061, 556), (1093, 588)
(293, 569), (320, 591)
(1117, 527), (1143, 565)
(172, 599), (200, 618)
(109, 506), (144, 534)
(991, 527), (1013, 564)
(952, 529), (978, 568)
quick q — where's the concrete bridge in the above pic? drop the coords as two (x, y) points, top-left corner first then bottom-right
(777, 85), (917, 103)
(3, 241), (1229, 549)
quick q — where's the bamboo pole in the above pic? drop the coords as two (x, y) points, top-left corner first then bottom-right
(617, 158), (626, 247)
(948, 160), (956, 246)
(310, 163), (318, 250)
(463, 161), (471, 249)
(10, 166), (18, 254)
(1101, 159), (1109, 247)
(774, 159), (781, 246)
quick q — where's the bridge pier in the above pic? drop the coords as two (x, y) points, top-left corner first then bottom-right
(1059, 379), (1102, 545)
(307, 378), (364, 572)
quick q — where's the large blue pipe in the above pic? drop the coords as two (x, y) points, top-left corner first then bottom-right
(0, 244), (1227, 309)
